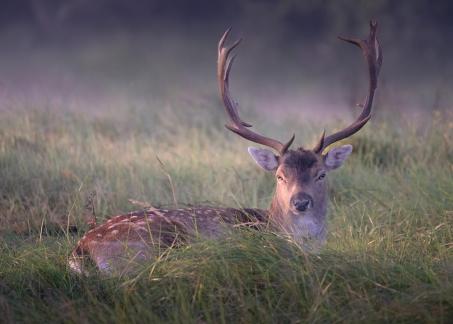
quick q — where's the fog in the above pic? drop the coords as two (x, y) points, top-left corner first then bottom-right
(0, 0), (452, 122)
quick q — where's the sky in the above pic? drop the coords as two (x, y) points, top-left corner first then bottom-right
(0, 0), (452, 121)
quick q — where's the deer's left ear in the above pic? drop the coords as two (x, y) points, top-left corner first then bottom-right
(323, 144), (353, 170)
(248, 147), (279, 171)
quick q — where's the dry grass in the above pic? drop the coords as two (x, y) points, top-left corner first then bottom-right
(0, 105), (452, 323)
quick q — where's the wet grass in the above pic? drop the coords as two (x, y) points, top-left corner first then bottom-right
(0, 106), (452, 323)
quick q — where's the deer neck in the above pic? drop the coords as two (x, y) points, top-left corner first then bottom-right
(268, 195), (287, 228)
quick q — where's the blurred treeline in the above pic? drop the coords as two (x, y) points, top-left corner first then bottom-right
(0, 0), (451, 116)
(3, 1), (451, 47)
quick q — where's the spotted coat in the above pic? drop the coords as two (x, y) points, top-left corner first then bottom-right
(69, 207), (266, 274)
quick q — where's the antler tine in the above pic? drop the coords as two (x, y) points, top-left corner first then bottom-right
(218, 28), (295, 156)
(313, 20), (383, 154)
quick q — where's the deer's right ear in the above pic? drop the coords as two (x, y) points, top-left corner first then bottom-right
(323, 144), (353, 170)
(248, 147), (279, 171)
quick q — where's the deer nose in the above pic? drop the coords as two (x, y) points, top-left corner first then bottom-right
(294, 199), (310, 212)
(291, 193), (313, 212)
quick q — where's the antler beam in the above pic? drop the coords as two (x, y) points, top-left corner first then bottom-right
(218, 28), (295, 156)
(313, 20), (383, 153)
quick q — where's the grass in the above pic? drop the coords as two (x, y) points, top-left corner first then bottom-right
(0, 103), (452, 323)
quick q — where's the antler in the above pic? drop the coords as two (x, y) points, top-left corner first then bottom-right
(218, 28), (295, 156)
(313, 20), (383, 153)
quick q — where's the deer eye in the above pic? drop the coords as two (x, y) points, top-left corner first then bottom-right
(276, 175), (286, 183)
(316, 172), (326, 181)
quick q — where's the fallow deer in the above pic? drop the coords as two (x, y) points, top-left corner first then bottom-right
(69, 21), (382, 275)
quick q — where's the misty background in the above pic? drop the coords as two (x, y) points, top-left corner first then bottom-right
(0, 0), (452, 123)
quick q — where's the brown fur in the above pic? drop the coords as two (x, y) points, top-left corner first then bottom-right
(69, 151), (332, 275)
(69, 207), (267, 274)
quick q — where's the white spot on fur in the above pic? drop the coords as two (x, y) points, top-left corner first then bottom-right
(111, 230), (119, 235)
(96, 234), (103, 238)
(68, 257), (83, 274)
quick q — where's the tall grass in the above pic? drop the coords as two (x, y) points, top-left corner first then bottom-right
(0, 104), (452, 323)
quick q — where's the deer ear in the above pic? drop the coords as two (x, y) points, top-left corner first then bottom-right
(248, 147), (279, 171)
(324, 144), (353, 170)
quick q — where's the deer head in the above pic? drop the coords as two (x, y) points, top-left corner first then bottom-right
(218, 21), (382, 243)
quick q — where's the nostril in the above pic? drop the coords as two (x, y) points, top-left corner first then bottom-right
(294, 199), (310, 212)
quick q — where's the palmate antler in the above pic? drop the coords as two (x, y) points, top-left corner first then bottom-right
(217, 28), (295, 156)
(218, 21), (382, 156)
(313, 20), (383, 153)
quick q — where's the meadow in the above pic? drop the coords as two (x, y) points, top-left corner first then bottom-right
(0, 102), (452, 323)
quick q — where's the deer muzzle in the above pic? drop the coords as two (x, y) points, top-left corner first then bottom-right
(290, 193), (313, 213)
